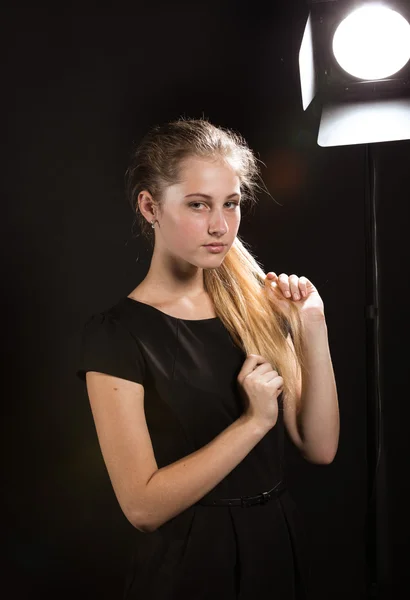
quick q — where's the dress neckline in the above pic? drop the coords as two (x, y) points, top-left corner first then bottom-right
(123, 296), (220, 323)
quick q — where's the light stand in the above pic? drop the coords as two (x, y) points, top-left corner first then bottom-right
(298, 1), (410, 597)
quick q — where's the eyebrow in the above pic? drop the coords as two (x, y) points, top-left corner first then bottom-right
(184, 193), (241, 199)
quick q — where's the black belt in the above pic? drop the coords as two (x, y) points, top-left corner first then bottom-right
(197, 480), (287, 508)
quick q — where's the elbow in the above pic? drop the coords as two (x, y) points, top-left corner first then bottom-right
(119, 483), (159, 533)
(122, 503), (156, 534)
(129, 507), (158, 533)
(140, 517), (158, 534)
(301, 432), (339, 465)
(316, 453), (336, 465)
(325, 447), (338, 464)
(302, 446), (338, 465)
(136, 522), (157, 534)
(129, 477), (162, 533)
(132, 501), (163, 533)
(321, 436), (340, 465)
(303, 453), (334, 465)
(129, 513), (155, 534)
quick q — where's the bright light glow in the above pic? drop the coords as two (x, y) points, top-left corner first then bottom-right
(332, 4), (410, 80)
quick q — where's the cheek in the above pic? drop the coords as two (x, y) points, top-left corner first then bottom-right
(172, 212), (240, 243)
(171, 216), (202, 245)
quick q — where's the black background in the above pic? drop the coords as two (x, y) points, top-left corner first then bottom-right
(4, 1), (409, 598)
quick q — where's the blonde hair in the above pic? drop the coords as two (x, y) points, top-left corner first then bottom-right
(125, 116), (308, 415)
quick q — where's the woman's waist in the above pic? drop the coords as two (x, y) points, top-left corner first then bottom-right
(196, 460), (285, 505)
(197, 478), (287, 507)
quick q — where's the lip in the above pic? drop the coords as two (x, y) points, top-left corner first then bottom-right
(204, 244), (225, 254)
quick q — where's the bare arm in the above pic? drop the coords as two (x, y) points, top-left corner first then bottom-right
(85, 372), (272, 534)
(143, 414), (269, 532)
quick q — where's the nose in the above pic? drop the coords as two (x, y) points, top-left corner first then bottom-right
(209, 210), (228, 234)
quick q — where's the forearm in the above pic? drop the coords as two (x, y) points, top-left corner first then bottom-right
(299, 317), (340, 464)
(139, 415), (271, 532)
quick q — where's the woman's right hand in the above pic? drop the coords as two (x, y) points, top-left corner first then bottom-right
(236, 354), (284, 429)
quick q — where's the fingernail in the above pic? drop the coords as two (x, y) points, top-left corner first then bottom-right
(285, 291), (291, 298)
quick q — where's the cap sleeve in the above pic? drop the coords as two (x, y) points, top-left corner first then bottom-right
(76, 311), (146, 385)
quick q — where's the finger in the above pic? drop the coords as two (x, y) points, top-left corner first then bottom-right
(266, 272), (277, 280)
(278, 273), (291, 298)
(298, 276), (309, 297)
(289, 274), (300, 299)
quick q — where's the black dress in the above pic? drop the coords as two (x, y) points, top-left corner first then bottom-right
(76, 296), (312, 600)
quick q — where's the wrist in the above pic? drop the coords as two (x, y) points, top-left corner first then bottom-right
(240, 413), (274, 435)
(301, 312), (327, 329)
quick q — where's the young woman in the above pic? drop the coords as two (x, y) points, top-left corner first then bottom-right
(77, 117), (339, 599)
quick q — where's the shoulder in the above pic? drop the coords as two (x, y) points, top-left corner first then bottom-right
(82, 303), (139, 347)
(77, 301), (146, 384)
(82, 298), (131, 331)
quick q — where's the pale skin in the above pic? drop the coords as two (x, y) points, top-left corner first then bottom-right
(133, 155), (339, 464)
(133, 155), (241, 310)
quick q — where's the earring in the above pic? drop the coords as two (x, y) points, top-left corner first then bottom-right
(151, 220), (155, 229)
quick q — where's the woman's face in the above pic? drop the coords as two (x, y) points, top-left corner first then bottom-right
(153, 156), (242, 267)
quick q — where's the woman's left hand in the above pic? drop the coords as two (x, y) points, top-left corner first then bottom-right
(265, 272), (325, 321)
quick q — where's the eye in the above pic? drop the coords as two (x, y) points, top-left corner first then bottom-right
(189, 202), (240, 210)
